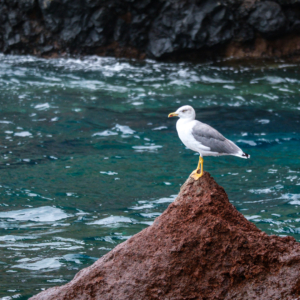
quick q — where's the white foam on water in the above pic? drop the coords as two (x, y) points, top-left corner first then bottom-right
(245, 215), (261, 220)
(129, 194), (177, 211)
(200, 75), (234, 84)
(115, 236), (132, 241)
(284, 76), (300, 83)
(0, 241), (69, 249)
(56, 245), (84, 251)
(139, 221), (154, 226)
(272, 214), (281, 217)
(129, 204), (154, 210)
(92, 130), (118, 137)
(250, 76), (285, 84)
(283, 194), (300, 205)
(223, 85), (235, 90)
(34, 103), (50, 110)
(132, 144), (162, 152)
(1, 295), (21, 300)
(65, 254), (84, 264)
(87, 215), (136, 225)
(100, 171), (118, 175)
(99, 236), (115, 243)
(93, 124), (135, 137)
(0, 206), (71, 222)
(14, 131), (32, 137)
(76, 209), (89, 216)
(237, 139), (257, 146)
(12, 257), (62, 270)
(257, 119), (270, 124)
(28, 193), (37, 197)
(249, 188), (273, 194)
(286, 175), (298, 182)
(235, 96), (245, 101)
(154, 194), (177, 203)
(0, 235), (38, 242)
(169, 79), (191, 86)
(113, 124), (135, 135)
(279, 88), (294, 93)
(257, 138), (274, 143)
(47, 279), (67, 283)
(102, 62), (130, 73)
(254, 93), (279, 100)
(140, 212), (161, 218)
(152, 126), (167, 130)
(54, 237), (84, 245)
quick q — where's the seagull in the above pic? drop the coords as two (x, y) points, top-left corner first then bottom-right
(168, 105), (250, 180)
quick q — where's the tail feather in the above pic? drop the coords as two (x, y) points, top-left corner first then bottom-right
(242, 152), (250, 159)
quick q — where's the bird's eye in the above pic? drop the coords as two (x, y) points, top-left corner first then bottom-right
(182, 110), (187, 113)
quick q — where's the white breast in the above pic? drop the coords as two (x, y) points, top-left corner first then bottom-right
(176, 119), (210, 154)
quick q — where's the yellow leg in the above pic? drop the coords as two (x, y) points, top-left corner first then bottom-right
(191, 156), (204, 180)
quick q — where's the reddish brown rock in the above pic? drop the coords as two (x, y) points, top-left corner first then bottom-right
(30, 173), (300, 300)
(224, 34), (300, 61)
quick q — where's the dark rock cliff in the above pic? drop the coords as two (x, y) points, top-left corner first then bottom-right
(1, 0), (300, 60)
(30, 173), (300, 300)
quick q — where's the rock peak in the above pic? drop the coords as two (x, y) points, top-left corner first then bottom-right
(31, 172), (300, 300)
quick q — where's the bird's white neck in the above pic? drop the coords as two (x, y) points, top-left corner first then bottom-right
(177, 117), (194, 126)
(176, 118), (194, 130)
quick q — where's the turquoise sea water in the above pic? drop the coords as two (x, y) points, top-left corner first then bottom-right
(0, 54), (299, 299)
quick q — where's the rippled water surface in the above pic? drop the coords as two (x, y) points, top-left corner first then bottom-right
(0, 54), (300, 299)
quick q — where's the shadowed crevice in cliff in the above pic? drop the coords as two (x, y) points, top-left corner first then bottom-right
(30, 172), (300, 300)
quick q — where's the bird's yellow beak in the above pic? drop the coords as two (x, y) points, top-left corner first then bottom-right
(168, 112), (178, 118)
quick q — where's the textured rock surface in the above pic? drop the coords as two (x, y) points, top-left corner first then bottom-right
(1, 0), (300, 60)
(30, 172), (300, 300)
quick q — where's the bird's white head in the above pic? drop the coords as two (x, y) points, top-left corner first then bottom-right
(168, 105), (196, 120)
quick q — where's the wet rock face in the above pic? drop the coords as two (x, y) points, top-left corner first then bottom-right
(248, 1), (286, 37)
(1, 0), (300, 59)
(30, 173), (300, 300)
(148, 0), (234, 57)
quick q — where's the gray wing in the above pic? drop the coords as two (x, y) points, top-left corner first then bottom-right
(192, 122), (242, 155)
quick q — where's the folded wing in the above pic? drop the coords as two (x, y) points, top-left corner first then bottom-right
(192, 121), (243, 156)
